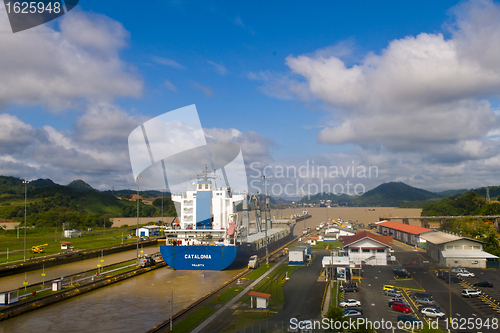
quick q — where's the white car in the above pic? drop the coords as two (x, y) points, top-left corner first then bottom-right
(340, 299), (361, 308)
(451, 268), (466, 273)
(421, 308), (446, 318)
(456, 271), (475, 277)
(462, 289), (481, 297)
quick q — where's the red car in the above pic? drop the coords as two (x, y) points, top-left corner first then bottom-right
(392, 302), (412, 313)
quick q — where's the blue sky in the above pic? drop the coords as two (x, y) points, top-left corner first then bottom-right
(1, 0), (500, 196)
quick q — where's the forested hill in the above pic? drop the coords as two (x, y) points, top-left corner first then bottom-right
(299, 182), (443, 207)
(0, 176), (176, 230)
(421, 190), (500, 216)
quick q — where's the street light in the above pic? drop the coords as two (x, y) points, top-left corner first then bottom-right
(23, 179), (29, 262)
(167, 291), (173, 332)
(136, 176), (140, 265)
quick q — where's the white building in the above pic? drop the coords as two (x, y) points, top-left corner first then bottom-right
(340, 231), (393, 266)
(136, 225), (161, 237)
(323, 225), (356, 241)
(421, 231), (499, 268)
(289, 247), (306, 265)
(249, 291), (270, 309)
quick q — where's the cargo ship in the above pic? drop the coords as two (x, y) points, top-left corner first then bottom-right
(159, 169), (296, 270)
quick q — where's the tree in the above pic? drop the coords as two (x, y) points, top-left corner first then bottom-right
(324, 306), (347, 332)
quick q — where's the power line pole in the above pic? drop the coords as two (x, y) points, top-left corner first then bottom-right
(136, 176), (140, 265)
(23, 179), (29, 262)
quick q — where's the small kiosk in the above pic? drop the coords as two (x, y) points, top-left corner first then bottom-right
(0, 289), (19, 305)
(248, 291), (271, 310)
(52, 279), (63, 291)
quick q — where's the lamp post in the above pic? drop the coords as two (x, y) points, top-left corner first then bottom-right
(166, 291), (173, 332)
(23, 179), (29, 262)
(136, 176), (140, 265)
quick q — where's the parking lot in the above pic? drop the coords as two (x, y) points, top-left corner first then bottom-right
(336, 242), (499, 333)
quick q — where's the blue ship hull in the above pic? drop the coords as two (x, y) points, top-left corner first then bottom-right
(160, 229), (295, 270)
(160, 245), (241, 270)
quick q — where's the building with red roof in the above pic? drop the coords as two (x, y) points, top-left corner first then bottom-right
(339, 230), (393, 266)
(376, 221), (433, 248)
(248, 291), (271, 309)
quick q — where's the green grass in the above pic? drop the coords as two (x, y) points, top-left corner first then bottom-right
(241, 264), (302, 307)
(0, 228), (147, 265)
(309, 240), (342, 249)
(246, 263), (276, 280)
(209, 286), (243, 305)
(219, 312), (272, 333)
(172, 306), (216, 333)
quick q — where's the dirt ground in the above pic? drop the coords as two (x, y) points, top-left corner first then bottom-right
(270, 206), (422, 226)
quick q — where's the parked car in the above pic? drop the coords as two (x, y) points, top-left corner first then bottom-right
(383, 284), (397, 291)
(392, 302), (412, 313)
(342, 283), (359, 292)
(397, 314), (422, 325)
(421, 307), (446, 318)
(389, 298), (409, 307)
(456, 271), (475, 277)
(462, 289), (481, 297)
(394, 270), (412, 278)
(418, 304), (440, 312)
(388, 297), (406, 307)
(340, 299), (361, 308)
(474, 281), (493, 287)
(344, 307), (363, 314)
(451, 267), (466, 273)
(443, 275), (460, 283)
(415, 298), (435, 305)
(410, 292), (432, 299)
(343, 308), (363, 318)
(436, 270), (448, 280)
(385, 290), (403, 297)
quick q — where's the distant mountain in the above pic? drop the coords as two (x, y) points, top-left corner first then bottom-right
(435, 189), (468, 197)
(68, 180), (95, 192)
(358, 182), (440, 207)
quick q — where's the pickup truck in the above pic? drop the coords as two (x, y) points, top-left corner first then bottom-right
(462, 289), (481, 297)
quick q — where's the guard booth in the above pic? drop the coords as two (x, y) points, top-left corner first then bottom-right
(248, 291), (271, 309)
(52, 279), (63, 291)
(0, 289), (19, 305)
(288, 247), (306, 265)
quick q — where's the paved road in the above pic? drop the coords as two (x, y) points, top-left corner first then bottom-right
(236, 249), (328, 332)
(392, 241), (499, 333)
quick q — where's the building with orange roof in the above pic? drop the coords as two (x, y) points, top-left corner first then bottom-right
(339, 230), (393, 266)
(248, 291), (271, 309)
(376, 220), (433, 248)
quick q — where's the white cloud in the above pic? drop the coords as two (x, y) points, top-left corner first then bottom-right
(203, 127), (273, 166)
(151, 56), (186, 69)
(207, 60), (228, 75)
(0, 107), (140, 189)
(255, 0), (500, 168)
(164, 80), (178, 92)
(190, 81), (214, 97)
(234, 16), (244, 27)
(75, 103), (144, 143)
(0, 8), (143, 111)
